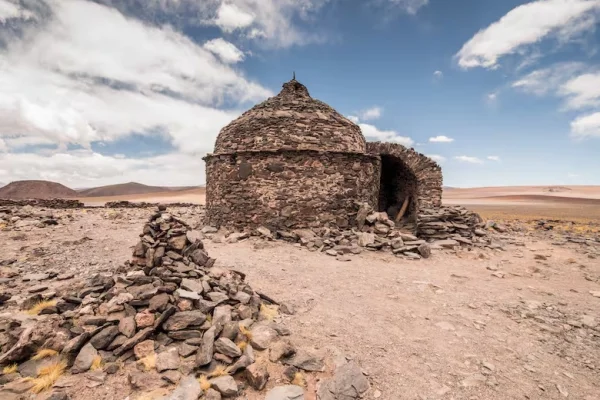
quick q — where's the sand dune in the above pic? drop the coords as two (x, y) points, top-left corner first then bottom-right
(79, 187), (206, 206)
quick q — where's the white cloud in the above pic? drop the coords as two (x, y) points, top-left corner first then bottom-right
(568, 173), (579, 178)
(454, 156), (483, 164)
(0, 150), (208, 187)
(347, 115), (360, 123)
(428, 135), (454, 143)
(512, 62), (588, 96)
(383, 0), (429, 14)
(433, 70), (443, 79)
(359, 123), (414, 147)
(456, 0), (600, 69)
(214, 2), (255, 32)
(203, 38), (245, 63)
(426, 154), (445, 163)
(0, 0), (271, 155)
(0, 0), (35, 22)
(487, 155), (500, 161)
(560, 72), (600, 110)
(570, 111), (600, 139)
(359, 106), (382, 121)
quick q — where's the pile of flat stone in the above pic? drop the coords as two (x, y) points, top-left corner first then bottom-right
(0, 206), (324, 399)
(417, 205), (486, 241)
(235, 203), (490, 260)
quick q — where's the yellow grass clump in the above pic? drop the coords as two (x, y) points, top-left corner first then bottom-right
(29, 359), (67, 393)
(259, 304), (278, 321)
(236, 340), (248, 351)
(31, 348), (58, 360)
(291, 371), (306, 386)
(208, 364), (229, 378)
(238, 324), (253, 340)
(26, 300), (57, 316)
(198, 375), (211, 391)
(3, 363), (18, 374)
(90, 355), (103, 371)
(138, 353), (156, 371)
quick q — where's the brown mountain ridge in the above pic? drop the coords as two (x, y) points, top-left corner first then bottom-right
(0, 180), (78, 199)
(0, 180), (200, 199)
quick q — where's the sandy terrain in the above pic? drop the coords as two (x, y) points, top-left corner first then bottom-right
(1, 206), (599, 399)
(79, 187), (206, 206)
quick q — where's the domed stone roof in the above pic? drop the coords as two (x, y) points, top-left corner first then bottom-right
(213, 78), (367, 154)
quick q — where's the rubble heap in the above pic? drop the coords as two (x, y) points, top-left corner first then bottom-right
(237, 203), (490, 260)
(0, 205), (63, 229)
(416, 205), (485, 241)
(0, 206), (325, 398)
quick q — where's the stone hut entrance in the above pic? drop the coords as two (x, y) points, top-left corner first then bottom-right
(378, 154), (418, 224)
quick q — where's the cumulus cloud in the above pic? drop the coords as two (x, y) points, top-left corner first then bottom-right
(433, 70), (443, 79)
(359, 106), (382, 121)
(203, 38), (245, 63)
(214, 2), (255, 32)
(0, 0), (270, 155)
(570, 111), (600, 139)
(560, 72), (600, 110)
(0, 0), (36, 22)
(487, 155), (500, 161)
(359, 123), (414, 147)
(428, 135), (454, 143)
(456, 0), (600, 69)
(454, 156), (483, 164)
(426, 154), (445, 163)
(347, 114), (413, 146)
(0, 150), (208, 187)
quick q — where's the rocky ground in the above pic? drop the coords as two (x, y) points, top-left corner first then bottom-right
(0, 205), (599, 400)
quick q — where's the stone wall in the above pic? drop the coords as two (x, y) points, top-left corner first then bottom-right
(204, 150), (380, 229)
(214, 80), (366, 155)
(366, 142), (443, 211)
(0, 199), (84, 208)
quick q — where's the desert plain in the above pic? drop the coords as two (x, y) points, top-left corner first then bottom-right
(0, 185), (599, 400)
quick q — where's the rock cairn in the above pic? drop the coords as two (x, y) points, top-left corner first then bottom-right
(417, 205), (485, 241)
(0, 206), (319, 398)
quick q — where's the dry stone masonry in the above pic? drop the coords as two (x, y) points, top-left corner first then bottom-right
(204, 78), (445, 234)
(1, 206), (360, 399)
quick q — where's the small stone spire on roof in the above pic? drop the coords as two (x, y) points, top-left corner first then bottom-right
(279, 75), (310, 99)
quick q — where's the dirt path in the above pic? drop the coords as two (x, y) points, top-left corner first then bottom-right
(1, 207), (599, 400)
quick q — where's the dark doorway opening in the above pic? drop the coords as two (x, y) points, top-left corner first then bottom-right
(378, 155), (418, 225)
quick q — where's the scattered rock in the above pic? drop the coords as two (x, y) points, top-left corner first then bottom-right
(265, 385), (305, 400)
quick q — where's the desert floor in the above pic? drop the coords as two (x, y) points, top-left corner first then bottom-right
(1, 206), (599, 400)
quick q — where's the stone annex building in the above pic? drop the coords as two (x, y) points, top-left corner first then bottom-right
(203, 78), (442, 231)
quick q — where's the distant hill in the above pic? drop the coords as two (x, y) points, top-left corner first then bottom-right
(0, 180), (78, 199)
(77, 182), (198, 197)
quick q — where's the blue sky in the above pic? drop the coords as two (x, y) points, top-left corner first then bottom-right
(0, 0), (599, 188)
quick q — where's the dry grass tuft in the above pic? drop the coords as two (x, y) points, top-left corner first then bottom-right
(90, 355), (103, 371)
(198, 375), (211, 391)
(31, 348), (59, 360)
(29, 359), (67, 393)
(291, 371), (306, 386)
(2, 363), (18, 374)
(236, 340), (248, 351)
(26, 300), (57, 316)
(259, 304), (279, 321)
(238, 324), (253, 340)
(138, 353), (156, 371)
(208, 364), (229, 378)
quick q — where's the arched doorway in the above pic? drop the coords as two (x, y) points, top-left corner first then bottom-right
(378, 154), (418, 225)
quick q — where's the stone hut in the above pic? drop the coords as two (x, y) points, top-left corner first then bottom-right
(203, 78), (442, 232)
